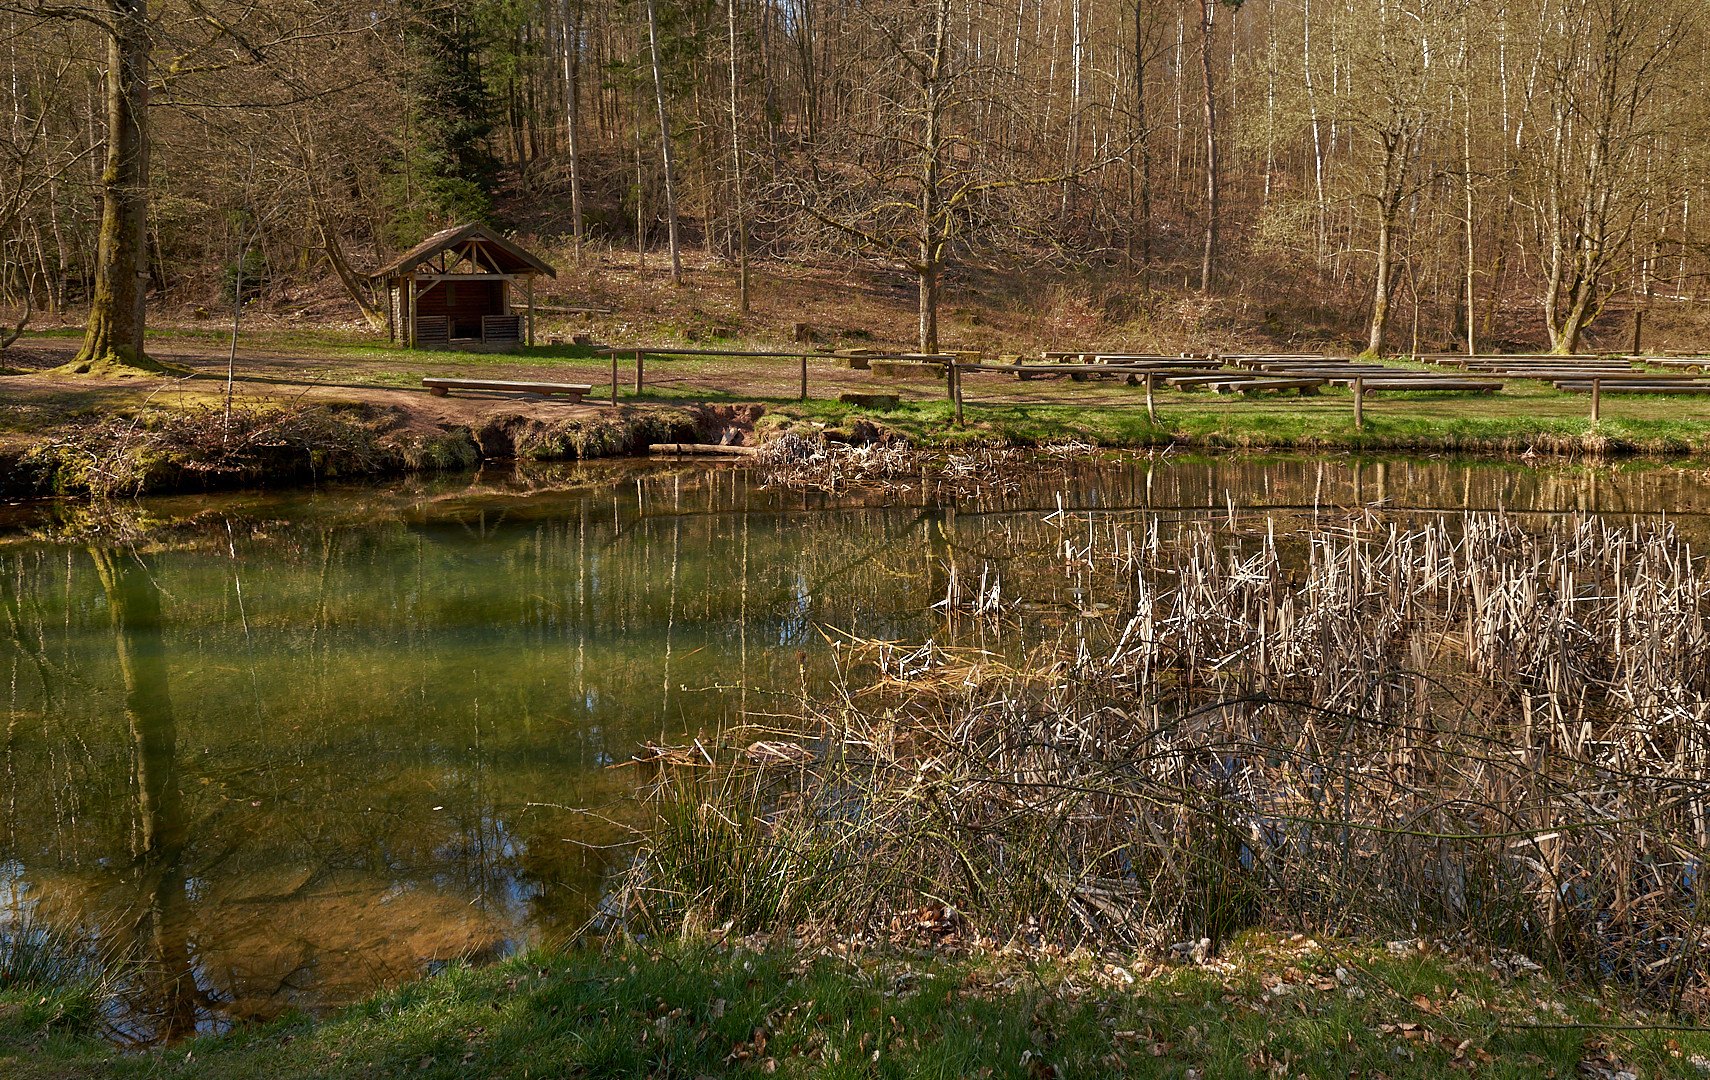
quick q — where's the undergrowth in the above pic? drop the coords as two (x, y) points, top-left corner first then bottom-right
(617, 507), (1710, 1017)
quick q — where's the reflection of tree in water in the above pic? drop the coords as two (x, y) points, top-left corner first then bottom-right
(88, 545), (202, 1042)
(4, 457), (1710, 1031)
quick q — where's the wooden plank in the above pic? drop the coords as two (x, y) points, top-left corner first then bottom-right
(422, 377), (593, 400)
(1553, 383), (1710, 394)
(1208, 377), (1325, 395)
(1344, 379), (1503, 394)
(1166, 374), (1244, 388)
(415, 314), (449, 344)
(648, 443), (760, 456)
(481, 314), (521, 342)
(986, 360), (1218, 375)
(531, 303), (615, 315)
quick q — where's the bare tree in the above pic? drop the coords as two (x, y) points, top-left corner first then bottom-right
(644, 0), (682, 284)
(1525, 0), (1694, 353)
(797, 0), (1109, 353)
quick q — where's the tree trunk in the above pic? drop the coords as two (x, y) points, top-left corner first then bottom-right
(1196, 0), (1217, 293)
(916, 0), (951, 354)
(316, 204), (383, 330)
(728, 0), (749, 312)
(563, 0), (585, 265)
(645, 0), (683, 284)
(918, 261), (939, 354)
(69, 0), (176, 374)
(1134, 1), (1153, 274)
(1369, 203), (1396, 355)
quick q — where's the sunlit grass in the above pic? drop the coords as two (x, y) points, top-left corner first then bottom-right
(5, 935), (1703, 1078)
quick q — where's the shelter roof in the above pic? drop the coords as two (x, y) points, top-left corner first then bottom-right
(370, 223), (557, 280)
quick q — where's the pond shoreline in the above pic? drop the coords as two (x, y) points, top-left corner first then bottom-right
(4, 395), (1707, 501)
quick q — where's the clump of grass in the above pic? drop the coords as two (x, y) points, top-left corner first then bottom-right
(0, 914), (120, 1044)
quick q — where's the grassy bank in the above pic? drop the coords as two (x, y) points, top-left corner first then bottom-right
(10, 391), (1705, 500)
(0, 400), (714, 498)
(9, 323), (1710, 499)
(762, 386), (1710, 456)
(7, 933), (1708, 1079)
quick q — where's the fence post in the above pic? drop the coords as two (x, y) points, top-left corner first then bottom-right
(799, 353), (808, 401)
(1145, 372), (1157, 425)
(635, 349), (644, 394)
(611, 350), (618, 406)
(1353, 377), (1364, 432)
(1591, 378), (1601, 423)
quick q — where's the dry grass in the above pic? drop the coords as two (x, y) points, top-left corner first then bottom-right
(619, 504), (1710, 1011)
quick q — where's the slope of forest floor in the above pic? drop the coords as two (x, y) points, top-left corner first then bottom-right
(5, 256), (1710, 498)
(5, 931), (1708, 1079)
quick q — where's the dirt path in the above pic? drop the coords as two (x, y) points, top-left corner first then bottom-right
(4, 337), (634, 441)
(2, 329), (1169, 443)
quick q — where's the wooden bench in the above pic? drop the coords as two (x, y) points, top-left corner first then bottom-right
(1224, 354), (1340, 367)
(1343, 379), (1503, 394)
(1006, 361), (1189, 380)
(423, 377), (594, 401)
(1553, 382), (1710, 395)
(1165, 374), (1241, 390)
(1209, 377), (1325, 396)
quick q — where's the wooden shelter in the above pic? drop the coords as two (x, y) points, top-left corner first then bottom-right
(371, 224), (556, 350)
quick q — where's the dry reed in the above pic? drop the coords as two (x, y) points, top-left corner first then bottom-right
(620, 506), (1710, 1009)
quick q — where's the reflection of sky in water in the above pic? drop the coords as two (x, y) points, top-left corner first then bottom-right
(4, 454), (1710, 1038)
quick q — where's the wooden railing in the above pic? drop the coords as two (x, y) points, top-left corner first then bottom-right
(415, 315), (449, 344)
(482, 315), (521, 342)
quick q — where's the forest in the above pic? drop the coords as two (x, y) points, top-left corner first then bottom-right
(1, 0), (1706, 359)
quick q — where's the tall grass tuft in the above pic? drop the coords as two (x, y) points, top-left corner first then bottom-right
(0, 912), (122, 1039)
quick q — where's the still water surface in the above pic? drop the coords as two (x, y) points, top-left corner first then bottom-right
(3, 454), (1708, 1039)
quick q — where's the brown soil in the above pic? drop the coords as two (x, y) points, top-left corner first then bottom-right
(3, 336), (618, 439)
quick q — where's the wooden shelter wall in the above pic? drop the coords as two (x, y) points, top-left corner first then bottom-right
(414, 280), (505, 322)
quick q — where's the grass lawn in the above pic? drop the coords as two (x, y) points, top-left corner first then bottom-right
(5, 932), (1705, 1079)
(11, 327), (1710, 458)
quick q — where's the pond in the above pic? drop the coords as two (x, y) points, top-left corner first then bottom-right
(3, 453), (1709, 1041)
